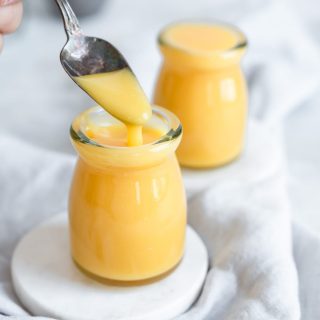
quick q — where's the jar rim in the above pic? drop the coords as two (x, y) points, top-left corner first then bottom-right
(158, 20), (247, 56)
(70, 105), (183, 150)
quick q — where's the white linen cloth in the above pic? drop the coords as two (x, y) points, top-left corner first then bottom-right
(1, 0), (320, 319)
(0, 125), (319, 320)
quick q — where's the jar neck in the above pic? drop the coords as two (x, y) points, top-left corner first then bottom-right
(159, 44), (246, 71)
(158, 21), (247, 71)
(71, 137), (181, 171)
(70, 105), (183, 170)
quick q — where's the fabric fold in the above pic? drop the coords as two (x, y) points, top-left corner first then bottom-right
(181, 173), (300, 320)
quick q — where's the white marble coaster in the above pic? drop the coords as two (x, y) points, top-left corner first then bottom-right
(12, 213), (208, 320)
(183, 120), (283, 196)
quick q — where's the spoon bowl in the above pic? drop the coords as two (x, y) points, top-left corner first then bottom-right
(55, 0), (130, 77)
(61, 35), (129, 77)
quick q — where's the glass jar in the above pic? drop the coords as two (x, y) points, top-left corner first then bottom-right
(154, 22), (248, 168)
(69, 106), (186, 282)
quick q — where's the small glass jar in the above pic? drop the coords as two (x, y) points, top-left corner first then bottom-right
(69, 105), (186, 282)
(154, 22), (248, 168)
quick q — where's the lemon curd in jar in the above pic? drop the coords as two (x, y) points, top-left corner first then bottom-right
(154, 22), (248, 168)
(69, 106), (186, 281)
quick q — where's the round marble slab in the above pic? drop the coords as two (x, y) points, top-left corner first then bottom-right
(12, 213), (208, 320)
(182, 120), (283, 196)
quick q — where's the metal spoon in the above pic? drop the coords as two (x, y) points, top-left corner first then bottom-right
(55, 0), (130, 78)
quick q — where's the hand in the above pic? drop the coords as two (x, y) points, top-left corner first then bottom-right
(0, 0), (23, 52)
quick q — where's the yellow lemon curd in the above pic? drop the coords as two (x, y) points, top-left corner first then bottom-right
(154, 22), (248, 168)
(74, 68), (152, 146)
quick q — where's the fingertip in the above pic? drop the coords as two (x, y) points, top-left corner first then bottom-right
(0, 0), (23, 34)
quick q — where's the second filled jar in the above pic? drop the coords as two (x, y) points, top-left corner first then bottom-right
(154, 22), (248, 168)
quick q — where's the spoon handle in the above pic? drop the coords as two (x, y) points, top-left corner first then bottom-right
(55, 0), (82, 37)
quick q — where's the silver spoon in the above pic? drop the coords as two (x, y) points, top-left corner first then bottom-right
(55, 0), (131, 78)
